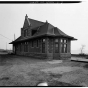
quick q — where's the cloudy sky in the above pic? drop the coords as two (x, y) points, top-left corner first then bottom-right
(0, 1), (88, 54)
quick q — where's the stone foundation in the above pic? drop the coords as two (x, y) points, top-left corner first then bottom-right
(15, 51), (71, 60)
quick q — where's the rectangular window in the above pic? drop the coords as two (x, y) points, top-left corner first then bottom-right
(64, 44), (67, 53)
(42, 43), (45, 53)
(42, 39), (45, 42)
(64, 39), (67, 43)
(61, 39), (67, 53)
(61, 44), (63, 53)
(24, 42), (26, 52)
(24, 29), (28, 37)
(55, 39), (58, 42)
(42, 39), (45, 53)
(26, 42), (28, 52)
(55, 39), (59, 53)
(55, 43), (59, 53)
(61, 39), (63, 43)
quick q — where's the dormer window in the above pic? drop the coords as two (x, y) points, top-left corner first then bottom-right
(31, 29), (37, 36)
(31, 27), (40, 36)
(24, 29), (28, 37)
(24, 30), (26, 37)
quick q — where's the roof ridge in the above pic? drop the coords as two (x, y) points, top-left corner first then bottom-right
(28, 18), (45, 24)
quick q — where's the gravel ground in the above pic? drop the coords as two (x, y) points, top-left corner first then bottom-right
(0, 54), (88, 86)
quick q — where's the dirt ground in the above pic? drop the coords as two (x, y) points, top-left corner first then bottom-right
(0, 53), (88, 86)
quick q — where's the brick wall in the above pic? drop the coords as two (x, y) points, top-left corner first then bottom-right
(14, 37), (71, 60)
(47, 37), (71, 60)
(46, 37), (54, 60)
(15, 37), (48, 59)
(59, 39), (71, 60)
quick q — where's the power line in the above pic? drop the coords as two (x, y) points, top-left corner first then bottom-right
(0, 33), (12, 41)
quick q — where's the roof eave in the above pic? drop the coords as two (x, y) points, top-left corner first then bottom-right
(9, 41), (14, 44)
(71, 38), (77, 40)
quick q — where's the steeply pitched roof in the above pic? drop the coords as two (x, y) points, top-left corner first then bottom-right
(33, 21), (54, 36)
(10, 16), (77, 44)
(28, 18), (44, 29)
(23, 15), (44, 29)
(33, 22), (75, 39)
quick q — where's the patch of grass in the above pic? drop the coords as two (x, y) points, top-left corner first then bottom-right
(83, 63), (88, 68)
(48, 72), (62, 78)
(48, 80), (82, 86)
(27, 70), (63, 86)
(0, 77), (10, 81)
(27, 70), (51, 82)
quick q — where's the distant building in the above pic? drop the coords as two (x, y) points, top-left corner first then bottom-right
(9, 14), (77, 60)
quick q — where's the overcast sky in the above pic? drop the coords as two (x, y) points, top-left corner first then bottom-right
(0, 1), (88, 54)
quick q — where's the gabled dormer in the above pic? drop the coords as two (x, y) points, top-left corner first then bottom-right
(21, 14), (44, 38)
(21, 14), (31, 38)
(23, 14), (31, 28)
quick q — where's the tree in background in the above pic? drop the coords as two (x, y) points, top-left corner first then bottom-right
(80, 45), (85, 54)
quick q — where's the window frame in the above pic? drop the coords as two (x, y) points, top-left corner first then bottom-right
(55, 39), (59, 53)
(42, 38), (45, 53)
(60, 38), (68, 53)
(24, 29), (28, 37)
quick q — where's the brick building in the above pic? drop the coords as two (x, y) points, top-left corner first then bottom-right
(9, 14), (77, 60)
